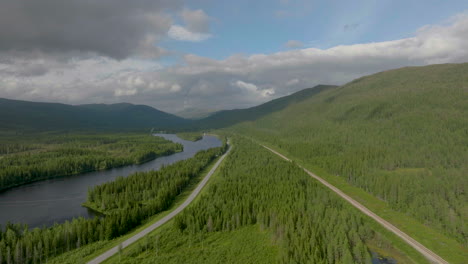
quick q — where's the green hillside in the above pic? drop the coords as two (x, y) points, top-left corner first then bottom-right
(96, 137), (421, 264)
(195, 85), (337, 129)
(0, 86), (335, 132)
(1, 63), (466, 263)
(229, 63), (468, 261)
(175, 107), (219, 119)
(0, 99), (190, 131)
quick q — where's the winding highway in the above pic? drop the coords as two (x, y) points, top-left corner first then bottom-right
(87, 143), (231, 264)
(262, 145), (448, 264)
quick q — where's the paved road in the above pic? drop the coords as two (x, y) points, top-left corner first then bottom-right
(87, 144), (231, 264)
(263, 145), (449, 264)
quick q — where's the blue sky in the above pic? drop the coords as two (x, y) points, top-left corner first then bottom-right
(1, 0), (468, 112)
(163, 0), (468, 60)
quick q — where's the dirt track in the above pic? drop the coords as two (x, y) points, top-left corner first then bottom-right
(87, 144), (231, 264)
(263, 145), (448, 264)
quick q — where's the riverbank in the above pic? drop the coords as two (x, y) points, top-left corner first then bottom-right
(176, 132), (203, 141)
(0, 134), (222, 228)
(0, 132), (183, 192)
(47, 142), (229, 264)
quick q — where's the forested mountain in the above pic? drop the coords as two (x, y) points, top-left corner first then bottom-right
(175, 107), (219, 120)
(0, 85), (336, 132)
(230, 63), (468, 249)
(194, 85), (336, 129)
(4, 72), (460, 132)
(0, 99), (190, 131)
(1, 63), (466, 263)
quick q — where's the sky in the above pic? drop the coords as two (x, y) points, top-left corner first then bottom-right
(0, 0), (467, 113)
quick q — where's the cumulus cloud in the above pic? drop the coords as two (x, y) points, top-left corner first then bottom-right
(1, 13), (468, 113)
(115, 88), (138, 97)
(168, 25), (212, 42)
(286, 78), (300, 86)
(159, 13), (468, 111)
(0, 0), (182, 60)
(285, 40), (304, 48)
(234, 80), (275, 98)
(168, 8), (212, 42)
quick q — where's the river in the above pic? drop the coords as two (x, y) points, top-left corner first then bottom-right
(0, 134), (222, 228)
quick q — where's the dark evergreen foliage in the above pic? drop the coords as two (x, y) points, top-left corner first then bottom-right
(0, 98), (190, 131)
(0, 145), (226, 264)
(232, 63), (468, 245)
(175, 138), (374, 263)
(0, 134), (183, 191)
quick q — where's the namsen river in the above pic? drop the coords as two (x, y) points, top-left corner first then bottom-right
(0, 134), (222, 228)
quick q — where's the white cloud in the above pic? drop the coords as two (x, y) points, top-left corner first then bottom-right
(286, 78), (300, 86)
(234, 80), (275, 98)
(1, 13), (468, 113)
(168, 8), (212, 42)
(170, 84), (182, 92)
(168, 25), (212, 42)
(235, 80), (257, 92)
(115, 88), (137, 97)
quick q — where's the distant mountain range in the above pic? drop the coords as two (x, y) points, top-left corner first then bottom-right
(194, 85), (336, 129)
(0, 99), (189, 131)
(175, 107), (220, 120)
(3, 63), (466, 133)
(0, 85), (335, 132)
(1, 63), (466, 263)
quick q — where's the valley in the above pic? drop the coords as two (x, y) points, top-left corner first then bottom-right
(0, 63), (467, 264)
(0, 134), (221, 228)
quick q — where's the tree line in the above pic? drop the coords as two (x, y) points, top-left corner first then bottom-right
(0, 133), (183, 191)
(85, 142), (228, 214)
(226, 65), (468, 246)
(231, 103), (468, 245)
(176, 132), (203, 142)
(0, 143), (227, 264)
(118, 137), (379, 263)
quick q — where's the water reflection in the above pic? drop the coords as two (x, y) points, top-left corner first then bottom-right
(0, 134), (221, 228)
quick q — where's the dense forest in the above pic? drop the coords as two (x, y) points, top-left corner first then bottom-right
(0, 144), (226, 264)
(0, 133), (182, 191)
(193, 85), (336, 129)
(230, 63), (468, 247)
(0, 98), (190, 131)
(113, 137), (418, 264)
(85, 143), (227, 214)
(1, 63), (466, 264)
